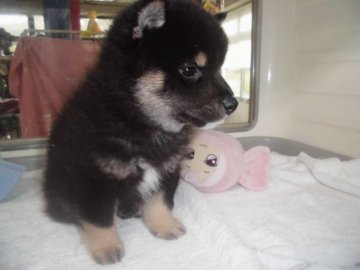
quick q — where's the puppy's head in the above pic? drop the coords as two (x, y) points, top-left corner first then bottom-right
(127, 0), (238, 132)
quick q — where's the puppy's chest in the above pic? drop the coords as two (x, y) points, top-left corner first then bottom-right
(97, 131), (188, 193)
(97, 152), (181, 177)
(136, 154), (182, 196)
(97, 150), (184, 195)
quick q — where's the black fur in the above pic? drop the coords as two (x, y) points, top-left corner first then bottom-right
(44, 0), (237, 252)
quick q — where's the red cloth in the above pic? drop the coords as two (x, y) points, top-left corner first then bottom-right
(71, 0), (81, 31)
(9, 37), (100, 138)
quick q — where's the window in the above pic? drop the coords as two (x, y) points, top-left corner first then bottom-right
(0, 15), (28, 36)
(80, 18), (113, 32)
(0, 0), (261, 141)
(34, 15), (45, 30)
(222, 3), (252, 124)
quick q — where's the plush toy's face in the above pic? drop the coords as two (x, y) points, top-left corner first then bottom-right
(181, 129), (270, 192)
(182, 140), (222, 183)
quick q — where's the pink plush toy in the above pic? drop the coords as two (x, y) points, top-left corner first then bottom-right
(181, 129), (270, 192)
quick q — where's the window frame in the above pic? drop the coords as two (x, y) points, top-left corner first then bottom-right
(220, 0), (262, 132)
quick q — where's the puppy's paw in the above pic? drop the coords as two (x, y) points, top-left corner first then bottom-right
(81, 221), (124, 265)
(91, 243), (124, 265)
(142, 193), (186, 240)
(150, 217), (186, 240)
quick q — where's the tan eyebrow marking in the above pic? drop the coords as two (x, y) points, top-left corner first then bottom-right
(194, 52), (207, 67)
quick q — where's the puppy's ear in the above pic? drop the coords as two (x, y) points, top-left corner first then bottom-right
(214, 12), (227, 23)
(133, 0), (166, 39)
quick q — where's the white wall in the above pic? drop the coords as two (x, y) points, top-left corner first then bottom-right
(234, 0), (360, 158)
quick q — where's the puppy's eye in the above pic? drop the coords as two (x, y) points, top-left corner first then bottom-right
(179, 65), (201, 80)
(181, 66), (197, 77)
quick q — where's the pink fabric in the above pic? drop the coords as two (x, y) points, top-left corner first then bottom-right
(238, 146), (270, 191)
(181, 129), (270, 192)
(9, 37), (100, 138)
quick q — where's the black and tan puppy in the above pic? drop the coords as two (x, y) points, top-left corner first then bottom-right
(44, 0), (238, 264)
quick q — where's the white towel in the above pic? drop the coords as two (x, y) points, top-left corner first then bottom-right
(1, 153), (360, 270)
(298, 152), (360, 198)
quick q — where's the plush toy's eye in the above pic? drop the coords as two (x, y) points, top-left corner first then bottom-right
(179, 65), (202, 80)
(205, 154), (217, 167)
(185, 148), (195, 159)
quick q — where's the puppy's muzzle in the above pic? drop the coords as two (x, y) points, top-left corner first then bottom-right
(215, 73), (238, 115)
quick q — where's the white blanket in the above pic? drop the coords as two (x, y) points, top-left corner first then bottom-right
(1, 153), (360, 270)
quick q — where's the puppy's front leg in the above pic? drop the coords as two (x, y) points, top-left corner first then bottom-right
(142, 192), (186, 240)
(81, 220), (124, 264)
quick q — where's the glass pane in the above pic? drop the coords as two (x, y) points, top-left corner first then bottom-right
(34, 15), (45, 30)
(0, 0), (259, 141)
(221, 3), (252, 125)
(80, 18), (113, 32)
(0, 15), (28, 36)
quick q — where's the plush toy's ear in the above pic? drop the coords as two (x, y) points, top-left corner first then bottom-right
(133, 0), (166, 39)
(214, 12), (227, 23)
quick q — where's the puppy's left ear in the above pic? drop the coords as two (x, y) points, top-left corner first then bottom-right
(133, 0), (166, 39)
(214, 12), (227, 23)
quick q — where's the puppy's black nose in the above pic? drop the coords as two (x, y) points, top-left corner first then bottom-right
(223, 97), (238, 115)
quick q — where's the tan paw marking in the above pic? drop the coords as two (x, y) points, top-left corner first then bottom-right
(142, 192), (186, 240)
(81, 221), (124, 265)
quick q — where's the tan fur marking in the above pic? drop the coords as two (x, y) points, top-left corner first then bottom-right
(195, 52), (207, 67)
(136, 70), (165, 93)
(135, 70), (185, 133)
(97, 158), (137, 180)
(81, 221), (124, 264)
(142, 193), (186, 239)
